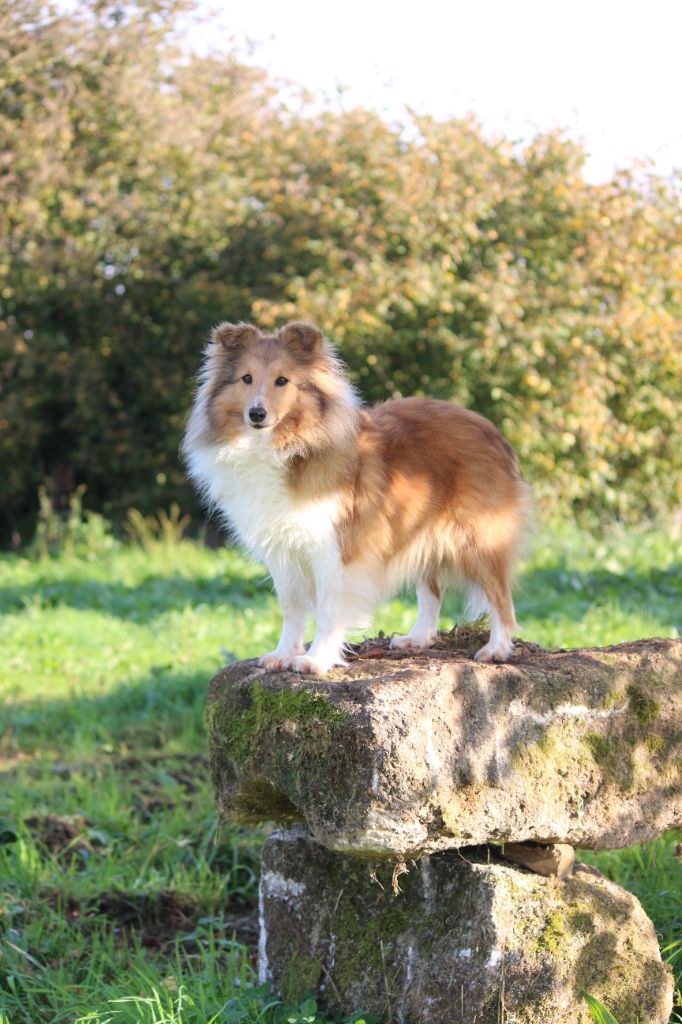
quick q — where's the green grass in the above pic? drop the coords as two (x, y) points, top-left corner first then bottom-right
(585, 994), (621, 1024)
(0, 520), (680, 1023)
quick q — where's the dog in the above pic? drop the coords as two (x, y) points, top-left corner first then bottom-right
(182, 320), (530, 675)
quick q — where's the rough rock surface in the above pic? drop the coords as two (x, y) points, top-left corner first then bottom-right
(259, 826), (673, 1024)
(207, 632), (682, 856)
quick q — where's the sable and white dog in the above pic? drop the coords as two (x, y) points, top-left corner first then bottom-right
(182, 320), (530, 675)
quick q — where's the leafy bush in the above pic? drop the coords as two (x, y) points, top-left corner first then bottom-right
(2, 1), (682, 543)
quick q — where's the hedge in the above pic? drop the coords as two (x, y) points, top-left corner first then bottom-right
(2, 0), (681, 542)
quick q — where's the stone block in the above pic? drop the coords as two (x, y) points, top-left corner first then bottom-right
(207, 635), (682, 856)
(259, 826), (673, 1024)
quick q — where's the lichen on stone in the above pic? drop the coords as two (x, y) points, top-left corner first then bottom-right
(260, 832), (674, 1024)
(208, 638), (681, 854)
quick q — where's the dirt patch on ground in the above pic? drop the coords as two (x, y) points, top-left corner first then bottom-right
(346, 625), (543, 661)
(24, 813), (106, 861)
(41, 886), (258, 952)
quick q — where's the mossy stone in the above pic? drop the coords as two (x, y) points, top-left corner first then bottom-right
(208, 637), (682, 855)
(258, 828), (674, 1024)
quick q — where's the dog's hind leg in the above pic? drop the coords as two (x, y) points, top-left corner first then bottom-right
(390, 577), (441, 650)
(462, 548), (517, 663)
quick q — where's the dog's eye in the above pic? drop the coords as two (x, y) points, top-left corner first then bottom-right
(241, 374), (252, 384)
(275, 376), (288, 387)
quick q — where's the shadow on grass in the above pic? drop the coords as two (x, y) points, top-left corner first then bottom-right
(0, 569), (273, 621)
(38, 887), (259, 951)
(516, 562), (682, 629)
(2, 562), (682, 628)
(2, 665), (216, 757)
(521, 562), (682, 601)
(439, 561), (682, 636)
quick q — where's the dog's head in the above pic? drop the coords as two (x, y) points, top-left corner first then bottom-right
(188, 320), (357, 455)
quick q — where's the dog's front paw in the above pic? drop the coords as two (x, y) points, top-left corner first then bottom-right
(390, 633), (436, 650)
(474, 639), (513, 663)
(259, 652), (285, 671)
(286, 654), (319, 675)
(286, 653), (342, 676)
(259, 641), (305, 671)
(287, 654), (325, 676)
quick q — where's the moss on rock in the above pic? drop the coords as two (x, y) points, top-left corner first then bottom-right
(280, 953), (323, 1003)
(537, 906), (568, 956)
(207, 679), (350, 766)
(627, 684), (661, 724)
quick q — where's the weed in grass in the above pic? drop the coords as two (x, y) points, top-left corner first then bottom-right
(72, 989), (378, 1024)
(125, 506), (192, 550)
(30, 485), (118, 562)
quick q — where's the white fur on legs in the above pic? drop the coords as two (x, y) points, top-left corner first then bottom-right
(259, 558), (312, 670)
(474, 605), (515, 663)
(289, 638), (345, 676)
(287, 551), (378, 676)
(284, 544), (346, 676)
(391, 580), (441, 650)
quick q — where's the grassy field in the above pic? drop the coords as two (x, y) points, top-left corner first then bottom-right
(0, 515), (680, 1023)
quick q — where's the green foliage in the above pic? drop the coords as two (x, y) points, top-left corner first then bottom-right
(585, 994), (621, 1024)
(30, 484), (117, 559)
(2, 2), (682, 542)
(69, 987), (375, 1024)
(222, 990), (374, 1024)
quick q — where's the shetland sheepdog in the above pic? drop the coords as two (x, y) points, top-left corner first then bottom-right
(182, 320), (530, 675)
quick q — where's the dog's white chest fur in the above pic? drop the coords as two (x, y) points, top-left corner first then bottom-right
(188, 444), (339, 559)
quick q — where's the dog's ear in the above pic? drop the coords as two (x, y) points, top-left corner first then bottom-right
(279, 320), (324, 354)
(211, 322), (260, 349)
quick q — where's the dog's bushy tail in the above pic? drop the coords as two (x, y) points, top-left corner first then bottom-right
(464, 583), (490, 623)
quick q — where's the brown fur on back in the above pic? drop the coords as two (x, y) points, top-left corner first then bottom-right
(288, 398), (528, 604)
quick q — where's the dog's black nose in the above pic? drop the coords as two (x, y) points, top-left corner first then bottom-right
(249, 405), (267, 424)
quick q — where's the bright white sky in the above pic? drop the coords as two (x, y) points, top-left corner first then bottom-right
(188, 0), (682, 182)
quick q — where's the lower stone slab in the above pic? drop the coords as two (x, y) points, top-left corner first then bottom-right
(259, 827), (673, 1024)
